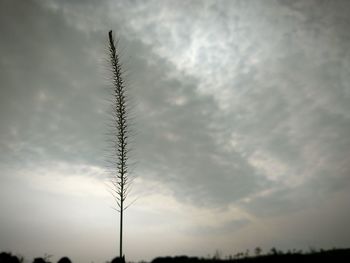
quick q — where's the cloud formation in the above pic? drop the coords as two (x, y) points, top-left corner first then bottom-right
(1, 0), (350, 262)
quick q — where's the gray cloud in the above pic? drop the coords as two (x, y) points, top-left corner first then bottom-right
(0, 0), (268, 207)
(0, 0), (107, 167)
(1, 0), (350, 261)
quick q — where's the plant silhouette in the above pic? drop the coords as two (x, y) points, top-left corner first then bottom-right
(107, 30), (133, 262)
(57, 257), (71, 263)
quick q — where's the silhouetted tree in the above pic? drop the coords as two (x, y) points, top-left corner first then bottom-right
(254, 247), (262, 256)
(107, 30), (133, 262)
(111, 256), (125, 263)
(57, 257), (71, 263)
(32, 258), (49, 263)
(0, 253), (20, 263)
(270, 247), (278, 255)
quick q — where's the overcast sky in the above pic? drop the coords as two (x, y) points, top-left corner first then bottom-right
(1, 0), (350, 262)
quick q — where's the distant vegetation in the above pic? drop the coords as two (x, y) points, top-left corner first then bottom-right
(1, 248), (350, 263)
(151, 248), (350, 263)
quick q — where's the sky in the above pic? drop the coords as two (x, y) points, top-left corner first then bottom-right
(1, 0), (350, 262)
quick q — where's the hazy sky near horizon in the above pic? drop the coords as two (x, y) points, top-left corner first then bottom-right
(1, 0), (350, 262)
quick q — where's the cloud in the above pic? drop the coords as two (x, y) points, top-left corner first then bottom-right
(0, 0), (108, 167)
(0, 0), (269, 208)
(1, 0), (350, 261)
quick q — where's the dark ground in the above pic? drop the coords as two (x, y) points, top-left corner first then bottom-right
(152, 249), (350, 263)
(1, 248), (350, 263)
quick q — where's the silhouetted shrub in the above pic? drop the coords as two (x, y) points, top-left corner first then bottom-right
(33, 258), (49, 263)
(0, 253), (20, 263)
(111, 256), (125, 263)
(57, 257), (71, 263)
(152, 256), (199, 263)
